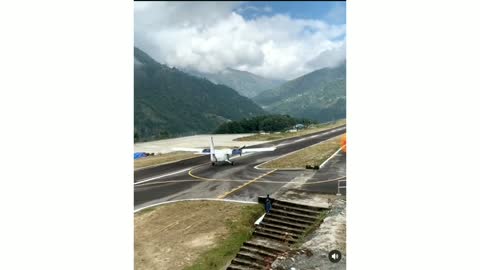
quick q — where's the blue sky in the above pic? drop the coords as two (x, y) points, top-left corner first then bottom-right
(235, 1), (346, 24)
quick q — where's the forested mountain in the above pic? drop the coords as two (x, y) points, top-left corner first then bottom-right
(184, 68), (285, 98)
(253, 63), (346, 122)
(134, 47), (265, 142)
(214, 115), (316, 134)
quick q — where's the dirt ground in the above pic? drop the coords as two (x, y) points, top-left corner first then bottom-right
(134, 201), (260, 270)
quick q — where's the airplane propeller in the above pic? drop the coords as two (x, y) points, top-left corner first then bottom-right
(233, 145), (247, 156)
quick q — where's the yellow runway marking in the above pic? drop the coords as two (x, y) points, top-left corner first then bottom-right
(188, 166), (235, 182)
(137, 172), (345, 186)
(139, 163), (345, 191)
(216, 169), (277, 199)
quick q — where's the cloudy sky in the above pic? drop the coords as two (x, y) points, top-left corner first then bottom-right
(134, 1), (346, 80)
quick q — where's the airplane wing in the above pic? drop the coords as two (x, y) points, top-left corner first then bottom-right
(241, 147), (276, 153)
(172, 147), (211, 154)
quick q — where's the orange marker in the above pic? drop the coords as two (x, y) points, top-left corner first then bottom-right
(340, 134), (346, 153)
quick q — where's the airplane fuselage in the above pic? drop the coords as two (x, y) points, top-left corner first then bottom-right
(211, 151), (233, 165)
(173, 137), (275, 166)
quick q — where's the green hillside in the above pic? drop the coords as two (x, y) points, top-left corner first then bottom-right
(134, 48), (265, 142)
(214, 115), (316, 134)
(253, 63), (346, 122)
(185, 68), (284, 98)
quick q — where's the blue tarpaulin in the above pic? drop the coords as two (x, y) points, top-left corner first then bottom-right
(134, 152), (147, 159)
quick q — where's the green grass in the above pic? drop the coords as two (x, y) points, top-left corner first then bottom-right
(184, 204), (264, 270)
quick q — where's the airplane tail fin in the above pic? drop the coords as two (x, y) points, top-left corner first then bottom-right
(210, 136), (215, 161)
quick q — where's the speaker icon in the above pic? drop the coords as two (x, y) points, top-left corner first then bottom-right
(328, 250), (342, 263)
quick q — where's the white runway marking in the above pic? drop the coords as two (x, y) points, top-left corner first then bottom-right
(135, 168), (192, 185)
(135, 126), (346, 184)
(318, 147), (343, 169)
(134, 152), (254, 185)
(277, 142), (293, 147)
(254, 137), (344, 170)
(134, 176), (346, 186)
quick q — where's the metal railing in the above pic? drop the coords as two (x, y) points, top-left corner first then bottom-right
(336, 179), (347, 196)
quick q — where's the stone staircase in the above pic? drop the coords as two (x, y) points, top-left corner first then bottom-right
(226, 199), (327, 270)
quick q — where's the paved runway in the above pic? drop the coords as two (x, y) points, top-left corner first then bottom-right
(134, 125), (347, 210)
(301, 151), (347, 195)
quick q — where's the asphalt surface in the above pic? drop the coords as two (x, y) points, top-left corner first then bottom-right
(134, 125), (347, 210)
(301, 151), (347, 195)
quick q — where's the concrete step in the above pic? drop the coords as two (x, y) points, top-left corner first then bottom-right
(240, 245), (277, 259)
(272, 202), (322, 216)
(226, 198), (327, 270)
(273, 199), (326, 212)
(231, 257), (264, 269)
(260, 222), (305, 234)
(270, 208), (318, 221)
(255, 225), (301, 238)
(267, 213), (315, 225)
(226, 265), (253, 270)
(237, 250), (272, 266)
(262, 216), (310, 229)
(244, 239), (288, 254)
(253, 230), (297, 244)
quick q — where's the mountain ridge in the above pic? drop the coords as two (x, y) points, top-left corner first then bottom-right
(253, 63), (346, 122)
(134, 47), (266, 142)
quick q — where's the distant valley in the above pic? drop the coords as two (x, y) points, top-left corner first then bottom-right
(184, 68), (285, 98)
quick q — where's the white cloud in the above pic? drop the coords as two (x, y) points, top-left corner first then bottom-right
(307, 43), (346, 70)
(134, 2), (345, 80)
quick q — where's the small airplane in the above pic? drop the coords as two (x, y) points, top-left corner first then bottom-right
(173, 137), (276, 166)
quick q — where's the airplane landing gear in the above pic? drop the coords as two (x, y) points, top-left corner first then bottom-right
(211, 162), (215, 166)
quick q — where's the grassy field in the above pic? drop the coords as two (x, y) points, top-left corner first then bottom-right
(185, 204), (264, 270)
(234, 119), (346, 142)
(259, 134), (345, 169)
(134, 151), (198, 170)
(134, 201), (263, 270)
